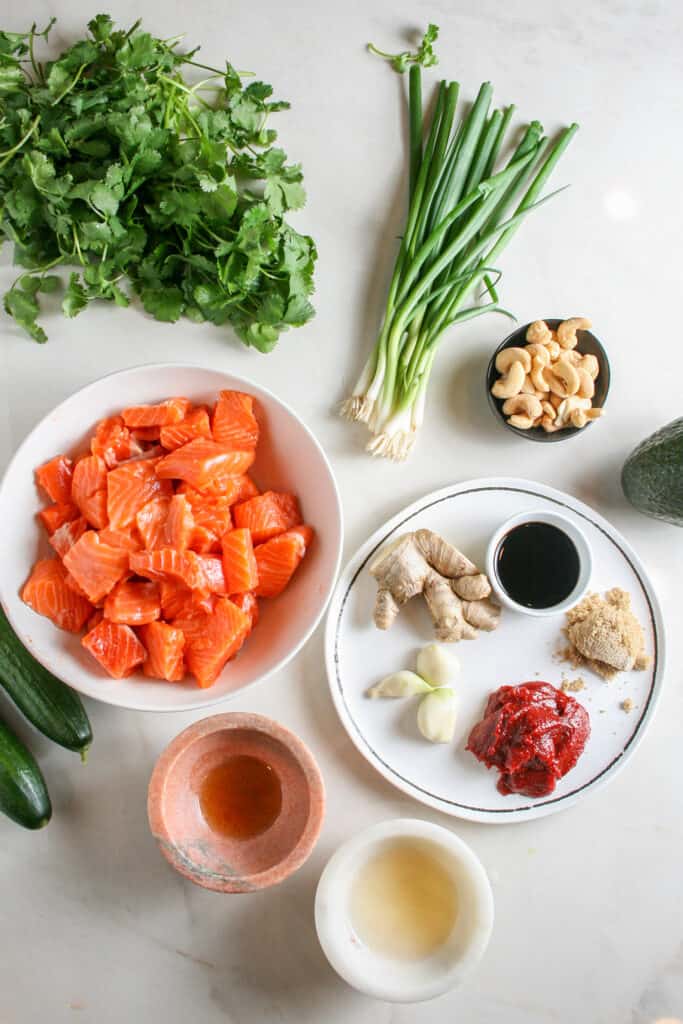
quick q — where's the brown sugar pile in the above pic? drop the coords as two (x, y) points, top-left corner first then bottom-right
(561, 588), (649, 680)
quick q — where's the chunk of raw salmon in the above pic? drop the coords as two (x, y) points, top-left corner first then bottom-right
(211, 391), (259, 450)
(160, 407), (212, 450)
(139, 621), (185, 682)
(103, 580), (161, 625)
(71, 455), (109, 529)
(254, 526), (313, 598)
(173, 597), (250, 688)
(91, 416), (142, 468)
(82, 620), (146, 678)
(63, 531), (130, 604)
(35, 455), (73, 504)
(37, 502), (80, 535)
(22, 558), (93, 633)
(49, 516), (88, 559)
(222, 528), (258, 594)
(121, 399), (190, 428)
(155, 438), (254, 491)
(107, 459), (172, 530)
(233, 491), (301, 544)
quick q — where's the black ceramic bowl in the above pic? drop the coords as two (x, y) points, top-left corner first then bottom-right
(486, 318), (610, 443)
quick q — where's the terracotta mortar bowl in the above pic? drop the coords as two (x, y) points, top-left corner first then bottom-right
(148, 713), (325, 892)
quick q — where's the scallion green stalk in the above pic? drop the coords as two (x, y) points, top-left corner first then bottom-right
(342, 67), (577, 460)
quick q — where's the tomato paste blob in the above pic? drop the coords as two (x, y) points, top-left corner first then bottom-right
(466, 681), (590, 798)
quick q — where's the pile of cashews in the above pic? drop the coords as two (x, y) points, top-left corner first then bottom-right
(490, 317), (604, 432)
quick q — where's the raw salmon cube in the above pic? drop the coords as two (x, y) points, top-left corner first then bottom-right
(82, 620), (146, 678)
(233, 491), (302, 544)
(49, 516), (88, 559)
(35, 455), (73, 504)
(98, 526), (143, 553)
(139, 622), (185, 682)
(160, 579), (198, 620)
(22, 558), (93, 633)
(160, 407), (212, 450)
(254, 526), (313, 598)
(155, 438), (254, 491)
(71, 455), (109, 529)
(63, 531), (130, 604)
(130, 425), (161, 443)
(121, 398), (190, 428)
(91, 416), (142, 468)
(177, 485), (233, 538)
(136, 495), (172, 551)
(104, 580), (161, 625)
(222, 528), (258, 594)
(38, 502), (79, 535)
(129, 548), (209, 593)
(230, 591), (259, 630)
(173, 597), (250, 688)
(197, 555), (227, 595)
(189, 525), (220, 553)
(164, 495), (194, 550)
(212, 391), (259, 450)
(107, 459), (172, 530)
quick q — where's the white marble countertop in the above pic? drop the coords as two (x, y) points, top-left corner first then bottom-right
(1, 1), (682, 1021)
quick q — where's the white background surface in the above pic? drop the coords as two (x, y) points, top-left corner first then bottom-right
(1, 1), (682, 1022)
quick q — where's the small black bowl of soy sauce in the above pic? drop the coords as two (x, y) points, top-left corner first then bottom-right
(485, 512), (592, 615)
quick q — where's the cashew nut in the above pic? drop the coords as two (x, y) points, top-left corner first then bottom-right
(495, 347), (531, 374)
(570, 409), (588, 428)
(546, 358), (580, 398)
(585, 407), (603, 420)
(546, 340), (561, 360)
(580, 353), (600, 380)
(508, 414), (535, 429)
(541, 400), (556, 419)
(576, 367), (595, 399)
(549, 393), (563, 411)
(563, 349), (583, 366)
(556, 396), (591, 426)
(491, 359), (525, 399)
(531, 358), (550, 393)
(521, 374), (536, 395)
(541, 414), (562, 433)
(502, 394), (543, 420)
(525, 343), (550, 366)
(557, 317), (592, 350)
(526, 319), (552, 345)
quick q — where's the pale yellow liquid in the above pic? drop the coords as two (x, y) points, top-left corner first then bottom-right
(349, 839), (459, 961)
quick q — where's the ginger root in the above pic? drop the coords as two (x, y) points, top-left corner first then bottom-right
(369, 529), (500, 642)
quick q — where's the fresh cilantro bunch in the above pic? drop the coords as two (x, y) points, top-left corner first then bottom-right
(0, 15), (316, 349)
(367, 24), (439, 73)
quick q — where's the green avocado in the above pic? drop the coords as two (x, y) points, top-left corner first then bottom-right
(622, 418), (683, 526)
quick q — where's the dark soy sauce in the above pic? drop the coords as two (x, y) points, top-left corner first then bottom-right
(496, 522), (580, 609)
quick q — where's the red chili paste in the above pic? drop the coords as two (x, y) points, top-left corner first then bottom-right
(466, 681), (590, 798)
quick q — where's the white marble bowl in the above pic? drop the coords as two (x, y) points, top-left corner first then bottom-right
(0, 363), (343, 712)
(314, 818), (494, 1002)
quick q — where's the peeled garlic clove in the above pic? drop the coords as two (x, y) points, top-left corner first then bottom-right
(367, 671), (432, 699)
(416, 643), (460, 687)
(417, 688), (457, 743)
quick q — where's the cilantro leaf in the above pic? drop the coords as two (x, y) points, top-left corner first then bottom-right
(367, 23), (440, 73)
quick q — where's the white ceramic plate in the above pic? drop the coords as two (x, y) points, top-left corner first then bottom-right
(0, 364), (343, 712)
(325, 478), (664, 822)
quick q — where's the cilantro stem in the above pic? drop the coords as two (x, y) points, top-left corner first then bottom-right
(50, 63), (88, 106)
(0, 115), (41, 170)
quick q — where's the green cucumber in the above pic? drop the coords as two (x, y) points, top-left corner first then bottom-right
(0, 606), (92, 756)
(0, 716), (51, 829)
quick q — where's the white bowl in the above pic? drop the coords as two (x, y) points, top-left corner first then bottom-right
(314, 818), (494, 1003)
(485, 508), (592, 617)
(0, 363), (343, 712)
